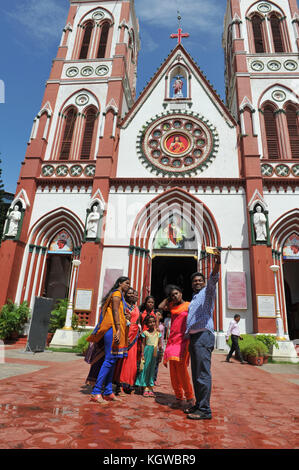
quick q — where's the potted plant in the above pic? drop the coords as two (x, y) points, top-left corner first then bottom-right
(0, 300), (30, 342)
(245, 340), (268, 366)
(256, 334), (278, 363)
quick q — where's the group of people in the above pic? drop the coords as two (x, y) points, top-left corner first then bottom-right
(85, 252), (221, 420)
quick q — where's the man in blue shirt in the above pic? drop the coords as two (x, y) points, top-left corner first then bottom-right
(185, 253), (221, 420)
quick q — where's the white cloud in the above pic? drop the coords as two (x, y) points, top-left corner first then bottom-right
(5, 0), (68, 43)
(136, 0), (224, 33)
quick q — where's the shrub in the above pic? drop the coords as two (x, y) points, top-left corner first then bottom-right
(48, 299), (83, 333)
(244, 340), (268, 358)
(256, 334), (279, 351)
(0, 300), (30, 340)
(48, 299), (68, 333)
(76, 331), (93, 355)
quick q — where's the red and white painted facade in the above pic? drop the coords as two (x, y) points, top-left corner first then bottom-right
(1, 0), (299, 344)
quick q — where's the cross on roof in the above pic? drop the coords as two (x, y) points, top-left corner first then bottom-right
(170, 27), (190, 45)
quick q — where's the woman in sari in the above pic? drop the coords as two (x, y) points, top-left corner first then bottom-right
(159, 285), (194, 409)
(114, 288), (141, 394)
(86, 276), (131, 404)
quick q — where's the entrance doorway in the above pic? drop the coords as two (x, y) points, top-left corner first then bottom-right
(283, 261), (299, 340)
(151, 256), (197, 307)
(43, 255), (72, 301)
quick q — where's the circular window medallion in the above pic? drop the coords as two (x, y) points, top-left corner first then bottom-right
(291, 164), (299, 177)
(95, 65), (109, 76)
(267, 60), (281, 71)
(70, 165), (83, 177)
(42, 165), (55, 177)
(272, 90), (286, 102)
(284, 60), (298, 71)
(257, 3), (272, 13)
(251, 61), (264, 72)
(163, 132), (191, 157)
(92, 10), (105, 20)
(81, 66), (94, 77)
(66, 67), (79, 78)
(76, 94), (89, 106)
(56, 165), (69, 177)
(137, 113), (218, 176)
(261, 163), (274, 177)
(275, 164), (290, 177)
(84, 165), (96, 177)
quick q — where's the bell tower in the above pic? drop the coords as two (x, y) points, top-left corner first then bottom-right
(223, 0), (299, 336)
(0, 0), (140, 324)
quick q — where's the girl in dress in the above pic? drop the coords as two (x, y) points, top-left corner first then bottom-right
(114, 288), (141, 394)
(135, 315), (163, 397)
(159, 285), (194, 409)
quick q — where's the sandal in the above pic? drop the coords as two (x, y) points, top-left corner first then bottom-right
(143, 391), (150, 397)
(90, 394), (108, 405)
(147, 391), (155, 398)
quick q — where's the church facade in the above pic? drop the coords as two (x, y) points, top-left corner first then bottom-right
(1, 0), (299, 346)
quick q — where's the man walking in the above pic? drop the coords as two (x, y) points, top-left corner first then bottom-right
(225, 314), (244, 364)
(185, 252), (220, 420)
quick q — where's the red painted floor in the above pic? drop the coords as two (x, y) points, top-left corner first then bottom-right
(0, 350), (298, 449)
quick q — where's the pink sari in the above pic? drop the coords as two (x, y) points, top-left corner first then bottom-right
(163, 302), (190, 363)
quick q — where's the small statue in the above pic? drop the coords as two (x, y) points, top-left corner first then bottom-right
(6, 205), (21, 237)
(253, 205), (267, 242)
(86, 205), (100, 238)
(173, 76), (184, 98)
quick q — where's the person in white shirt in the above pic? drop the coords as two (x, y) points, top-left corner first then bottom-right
(225, 314), (244, 364)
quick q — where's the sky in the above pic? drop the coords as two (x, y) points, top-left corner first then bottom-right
(0, 0), (227, 194)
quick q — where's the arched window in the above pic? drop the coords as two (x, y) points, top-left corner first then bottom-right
(79, 22), (93, 59)
(252, 14), (265, 53)
(59, 107), (77, 160)
(270, 15), (284, 52)
(263, 105), (280, 159)
(286, 104), (299, 158)
(97, 22), (110, 58)
(80, 108), (97, 160)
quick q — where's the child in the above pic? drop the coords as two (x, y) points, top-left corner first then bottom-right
(135, 315), (163, 397)
(225, 314), (244, 364)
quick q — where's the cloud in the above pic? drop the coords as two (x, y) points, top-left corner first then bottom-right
(5, 0), (68, 43)
(135, 0), (224, 33)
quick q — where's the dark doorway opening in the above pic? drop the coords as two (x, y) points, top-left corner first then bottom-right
(151, 256), (198, 307)
(283, 261), (299, 340)
(43, 255), (72, 302)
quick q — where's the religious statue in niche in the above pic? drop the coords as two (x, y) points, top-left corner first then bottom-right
(173, 76), (184, 98)
(6, 205), (22, 237)
(86, 205), (101, 239)
(253, 205), (267, 242)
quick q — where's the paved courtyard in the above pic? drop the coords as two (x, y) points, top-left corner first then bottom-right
(0, 344), (298, 450)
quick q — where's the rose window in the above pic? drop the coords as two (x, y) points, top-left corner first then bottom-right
(137, 114), (218, 176)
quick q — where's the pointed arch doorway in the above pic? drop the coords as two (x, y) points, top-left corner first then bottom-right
(128, 188), (222, 331)
(282, 233), (299, 340)
(43, 230), (74, 301)
(271, 210), (299, 340)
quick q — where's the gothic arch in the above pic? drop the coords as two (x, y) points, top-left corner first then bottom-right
(15, 208), (84, 306)
(270, 209), (299, 335)
(127, 188), (223, 330)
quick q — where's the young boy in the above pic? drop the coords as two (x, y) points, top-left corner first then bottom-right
(225, 314), (244, 364)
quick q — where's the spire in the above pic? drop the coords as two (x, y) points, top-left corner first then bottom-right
(170, 10), (189, 45)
